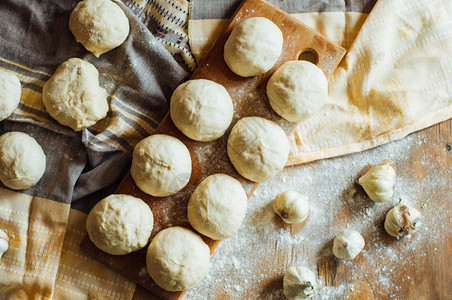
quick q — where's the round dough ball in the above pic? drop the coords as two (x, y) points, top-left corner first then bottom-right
(0, 70), (21, 121)
(227, 117), (289, 182)
(283, 265), (317, 300)
(332, 230), (365, 260)
(42, 58), (108, 131)
(272, 191), (309, 224)
(266, 60), (328, 122)
(170, 79), (233, 142)
(131, 134), (192, 197)
(146, 226), (210, 291)
(69, 0), (130, 57)
(187, 174), (247, 240)
(86, 194), (153, 255)
(224, 17), (283, 77)
(0, 132), (46, 190)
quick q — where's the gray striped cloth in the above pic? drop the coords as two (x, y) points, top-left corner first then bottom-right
(0, 0), (189, 212)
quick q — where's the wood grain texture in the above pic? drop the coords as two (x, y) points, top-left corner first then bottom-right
(187, 119), (450, 300)
(80, 0), (346, 299)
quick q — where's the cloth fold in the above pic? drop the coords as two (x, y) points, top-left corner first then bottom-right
(0, 0), (190, 298)
(0, 0), (450, 298)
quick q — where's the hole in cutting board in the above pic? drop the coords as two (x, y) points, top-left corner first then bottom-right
(297, 49), (319, 65)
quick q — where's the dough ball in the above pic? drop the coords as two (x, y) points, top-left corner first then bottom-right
(131, 134), (192, 197)
(227, 117), (289, 182)
(224, 17), (283, 77)
(266, 61), (328, 122)
(146, 226), (210, 291)
(42, 58), (108, 131)
(0, 132), (46, 190)
(272, 191), (309, 224)
(86, 194), (153, 255)
(283, 265), (317, 299)
(0, 70), (21, 121)
(332, 230), (365, 260)
(0, 229), (8, 259)
(187, 174), (247, 240)
(170, 79), (233, 142)
(69, 0), (130, 57)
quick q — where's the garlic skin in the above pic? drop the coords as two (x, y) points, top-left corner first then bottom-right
(358, 159), (396, 203)
(332, 230), (365, 260)
(384, 202), (422, 238)
(0, 229), (9, 259)
(283, 265), (317, 299)
(272, 191), (309, 224)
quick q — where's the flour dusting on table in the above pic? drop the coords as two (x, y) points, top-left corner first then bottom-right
(185, 131), (449, 299)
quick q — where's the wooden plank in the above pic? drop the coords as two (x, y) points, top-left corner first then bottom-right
(80, 0), (346, 298)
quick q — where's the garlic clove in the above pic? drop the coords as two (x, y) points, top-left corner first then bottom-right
(272, 191), (309, 224)
(0, 229), (9, 259)
(283, 265), (317, 299)
(384, 202), (422, 238)
(332, 230), (365, 260)
(358, 159), (396, 203)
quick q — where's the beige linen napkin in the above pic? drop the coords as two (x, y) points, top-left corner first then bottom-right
(189, 0), (451, 167)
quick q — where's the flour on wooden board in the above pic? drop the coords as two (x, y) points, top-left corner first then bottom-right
(184, 131), (449, 299)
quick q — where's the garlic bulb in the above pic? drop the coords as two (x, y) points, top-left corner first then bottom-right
(283, 265), (317, 299)
(0, 229), (9, 259)
(272, 191), (309, 224)
(332, 230), (365, 260)
(384, 202), (422, 238)
(358, 159), (396, 203)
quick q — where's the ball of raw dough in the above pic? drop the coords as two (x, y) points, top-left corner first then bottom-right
(0, 70), (21, 121)
(227, 117), (289, 182)
(146, 226), (210, 291)
(332, 230), (365, 260)
(131, 134), (192, 197)
(283, 265), (317, 300)
(0, 132), (46, 190)
(0, 229), (8, 260)
(69, 0), (130, 57)
(86, 194), (153, 255)
(266, 60), (328, 122)
(272, 191), (309, 224)
(187, 174), (247, 240)
(42, 58), (108, 131)
(224, 17), (283, 77)
(170, 79), (233, 142)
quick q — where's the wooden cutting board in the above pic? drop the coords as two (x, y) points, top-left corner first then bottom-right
(80, 0), (346, 299)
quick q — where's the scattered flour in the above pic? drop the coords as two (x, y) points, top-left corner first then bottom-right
(184, 131), (450, 299)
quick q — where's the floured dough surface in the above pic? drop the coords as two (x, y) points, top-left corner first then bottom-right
(170, 79), (233, 142)
(0, 132), (46, 190)
(86, 194), (153, 255)
(267, 60), (328, 122)
(42, 58), (108, 131)
(69, 0), (130, 57)
(187, 174), (247, 240)
(146, 226), (210, 291)
(224, 17), (283, 77)
(131, 134), (192, 197)
(227, 117), (289, 182)
(0, 70), (21, 121)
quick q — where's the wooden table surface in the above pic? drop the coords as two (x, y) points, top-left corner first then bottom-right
(132, 119), (450, 299)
